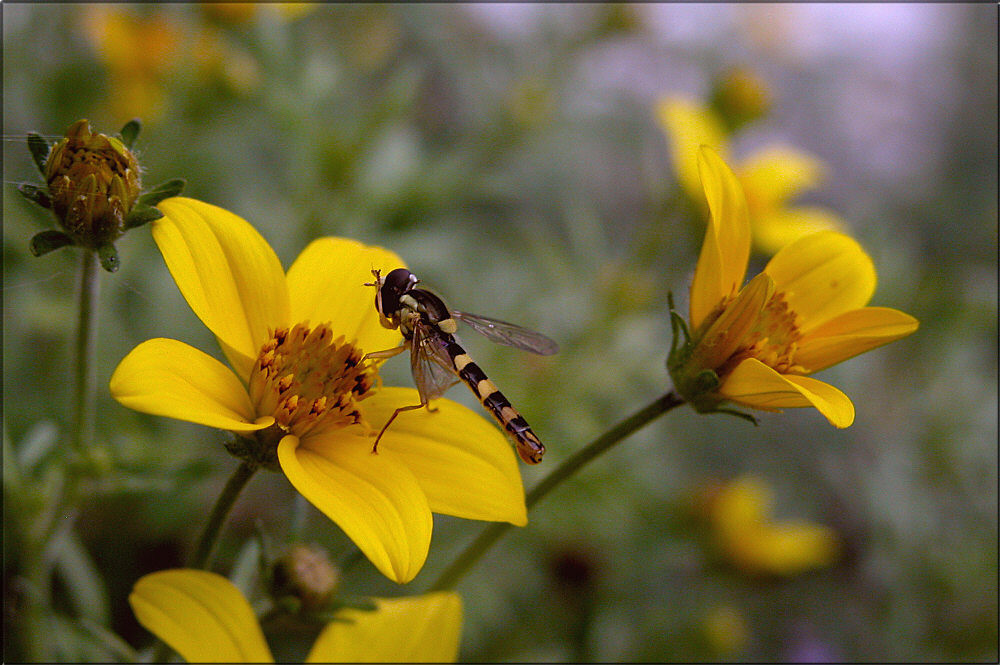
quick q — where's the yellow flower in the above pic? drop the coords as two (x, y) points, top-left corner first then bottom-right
(707, 476), (838, 577)
(657, 95), (845, 254)
(110, 198), (526, 583)
(667, 147), (919, 428)
(129, 568), (461, 663)
(83, 7), (182, 123)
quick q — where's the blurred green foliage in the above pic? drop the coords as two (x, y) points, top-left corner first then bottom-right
(3, 3), (996, 662)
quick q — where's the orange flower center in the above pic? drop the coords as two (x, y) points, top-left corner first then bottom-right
(725, 290), (805, 375)
(248, 323), (377, 439)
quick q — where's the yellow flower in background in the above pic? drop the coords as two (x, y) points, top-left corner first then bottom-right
(668, 147), (919, 428)
(83, 7), (182, 123)
(110, 198), (526, 583)
(657, 94), (845, 254)
(129, 569), (462, 663)
(707, 476), (838, 577)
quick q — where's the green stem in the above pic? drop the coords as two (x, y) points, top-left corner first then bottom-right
(189, 461), (258, 570)
(429, 390), (685, 592)
(71, 250), (101, 467)
(152, 462), (258, 663)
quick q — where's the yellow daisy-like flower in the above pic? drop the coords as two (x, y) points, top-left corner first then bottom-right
(657, 95), (845, 254)
(129, 568), (462, 663)
(707, 476), (838, 577)
(110, 198), (526, 583)
(667, 147), (919, 428)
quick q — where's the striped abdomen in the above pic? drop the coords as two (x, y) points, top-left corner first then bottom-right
(443, 337), (545, 465)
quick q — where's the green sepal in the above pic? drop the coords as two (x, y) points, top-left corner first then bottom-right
(136, 178), (185, 208)
(713, 407), (759, 426)
(17, 183), (52, 209)
(27, 132), (52, 176)
(29, 230), (74, 257)
(119, 118), (141, 149)
(97, 243), (120, 272)
(123, 205), (164, 229)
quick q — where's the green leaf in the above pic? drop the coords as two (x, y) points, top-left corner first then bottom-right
(136, 178), (186, 208)
(97, 243), (119, 272)
(119, 118), (141, 149)
(27, 132), (52, 176)
(16, 421), (59, 472)
(29, 230), (74, 257)
(75, 618), (141, 663)
(123, 205), (164, 229)
(18, 183), (52, 209)
(51, 529), (111, 625)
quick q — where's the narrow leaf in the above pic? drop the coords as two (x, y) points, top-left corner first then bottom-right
(136, 178), (186, 208)
(52, 530), (112, 625)
(97, 243), (120, 272)
(18, 183), (52, 209)
(124, 205), (164, 229)
(30, 230), (74, 256)
(27, 132), (52, 176)
(119, 118), (141, 149)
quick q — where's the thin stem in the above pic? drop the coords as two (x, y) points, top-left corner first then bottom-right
(152, 461), (258, 663)
(189, 461), (258, 570)
(429, 390), (685, 592)
(71, 250), (101, 466)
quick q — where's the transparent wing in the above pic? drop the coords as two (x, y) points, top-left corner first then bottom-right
(451, 310), (559, 356)
(410, 322), (461, 403)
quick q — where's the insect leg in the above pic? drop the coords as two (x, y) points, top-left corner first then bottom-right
(371, 399), (428, 454)
(362, 345), (409, 362)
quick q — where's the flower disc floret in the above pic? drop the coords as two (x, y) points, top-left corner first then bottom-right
(249, 323), (377, 439)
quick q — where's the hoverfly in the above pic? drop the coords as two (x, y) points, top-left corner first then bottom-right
(363, 268), (558, 464)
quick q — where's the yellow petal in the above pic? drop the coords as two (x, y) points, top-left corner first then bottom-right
(154, 198), (290, 379)
(285, 237), (405, 354)
(795, 307), (919, 372)
(737, 145), (826, 210)
(655, 97), (730, 201)
(305, 592), (462, 663)
(360, 387), (527, 527)
(719, 358), (855, 428)
(689, 146), (752, 329)
(278, 433), (433, 584)
(763, 231), (875, 331)
(129, 569), (273, 663)
(690, 272), (773, 370)
(750, 206), (845, 256)
(110, 338), (272, 433)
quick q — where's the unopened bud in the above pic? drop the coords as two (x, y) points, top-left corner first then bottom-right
(44, 119), (141, 249)
(269, 543), (340, 612)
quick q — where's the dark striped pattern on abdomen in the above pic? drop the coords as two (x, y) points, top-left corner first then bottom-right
(443, 337), (545, 464)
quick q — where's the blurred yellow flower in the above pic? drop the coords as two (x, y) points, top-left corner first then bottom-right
(200, 2), (316, 24)
(668, 147), (919, 428)
(657, 94), (845, 254)
(707, 476), (838, 577)
(83, 7), (182, 123)
(130, 569), (462, 663)
(110, 198), (526, 583)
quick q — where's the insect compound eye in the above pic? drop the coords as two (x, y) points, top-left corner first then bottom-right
(378, 268), (417, 314)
